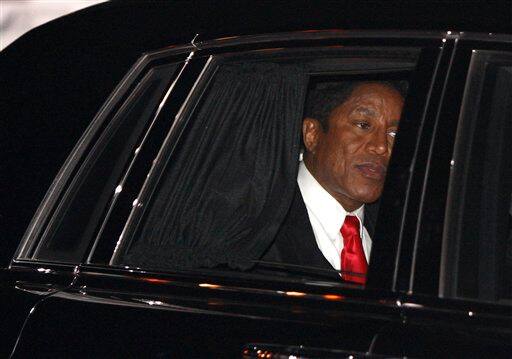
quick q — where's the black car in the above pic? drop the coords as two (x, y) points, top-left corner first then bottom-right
(2, 25), (511, 357)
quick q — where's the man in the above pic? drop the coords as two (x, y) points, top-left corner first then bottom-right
(262, 81), (405, 284)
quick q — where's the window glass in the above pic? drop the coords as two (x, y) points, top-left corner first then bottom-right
(111, 48), (418, 285)
(442, 50), (512, 304)
(29, 63), (179, 263)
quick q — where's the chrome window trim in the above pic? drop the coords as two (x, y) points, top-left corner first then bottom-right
(86, 54), (196, 263)
(110, 55), (215, 264)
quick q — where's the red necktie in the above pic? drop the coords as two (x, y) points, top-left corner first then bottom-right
(340, 215), (368, 285)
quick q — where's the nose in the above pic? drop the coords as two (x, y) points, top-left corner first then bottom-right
(367, 128), (388, 156)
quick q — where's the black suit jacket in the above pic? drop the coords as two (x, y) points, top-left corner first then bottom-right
(260, 185), (377, 279)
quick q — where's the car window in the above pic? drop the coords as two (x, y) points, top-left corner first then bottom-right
(20, 63), (180, 263)
(108, 47), (421, 285)
(441, 50), (512, 305)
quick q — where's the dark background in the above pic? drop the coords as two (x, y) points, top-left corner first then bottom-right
(1, 0), (511, 265)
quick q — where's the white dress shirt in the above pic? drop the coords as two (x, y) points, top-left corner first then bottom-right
(297, 161), (372, 270)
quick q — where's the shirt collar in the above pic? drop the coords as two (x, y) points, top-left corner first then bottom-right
(297, 161), (365, 237)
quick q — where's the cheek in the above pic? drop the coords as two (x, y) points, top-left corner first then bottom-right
(338, 130), (366, 158)
(327, 143), (349, 176)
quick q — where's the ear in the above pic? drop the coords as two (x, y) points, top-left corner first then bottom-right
(302, 117), (322, 154)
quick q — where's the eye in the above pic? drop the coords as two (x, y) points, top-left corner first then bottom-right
(355, 121), (371, 130)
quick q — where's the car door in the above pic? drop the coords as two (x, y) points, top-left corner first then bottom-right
(391, 33), (512, 356)
(8, 31), (451, 358)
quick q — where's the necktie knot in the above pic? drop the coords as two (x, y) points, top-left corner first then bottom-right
(341, 215), (360, 238)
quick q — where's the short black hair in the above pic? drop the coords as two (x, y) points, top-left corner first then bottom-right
(304, 80), (408, 131)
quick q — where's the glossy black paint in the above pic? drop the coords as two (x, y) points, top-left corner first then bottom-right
(0, 263), (76, 358)
(7, 263), (511, 357)
(2, 19), (512, 358)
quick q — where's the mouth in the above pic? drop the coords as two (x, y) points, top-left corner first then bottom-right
(354, 162), (387, 181)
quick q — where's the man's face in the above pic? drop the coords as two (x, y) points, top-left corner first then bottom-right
(303, 83), (404, 211)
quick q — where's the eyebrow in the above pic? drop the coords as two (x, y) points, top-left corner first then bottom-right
(354, 107), (376, 116)
(353, 107), (401, 126)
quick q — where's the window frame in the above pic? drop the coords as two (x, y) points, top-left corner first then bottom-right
(99, 39), (445, 293)
(440, 49), (512, 304)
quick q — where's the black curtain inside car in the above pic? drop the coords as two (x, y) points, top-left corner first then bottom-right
(122, 63), (308, 270)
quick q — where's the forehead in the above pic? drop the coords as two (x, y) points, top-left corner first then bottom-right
(330, 83), (404, 121)
(327, 83), (404, 127)
(347, 83), (403, 104)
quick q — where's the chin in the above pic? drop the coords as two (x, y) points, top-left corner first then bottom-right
(352, 187), (383, 204)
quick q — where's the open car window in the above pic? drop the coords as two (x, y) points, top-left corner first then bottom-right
(107, 47), (422, 285)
